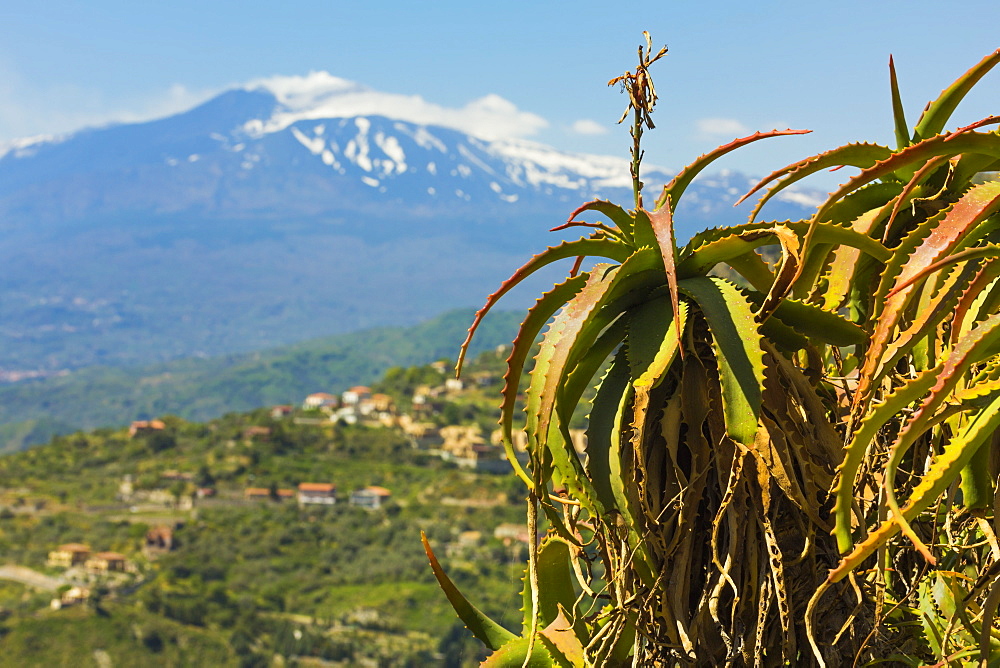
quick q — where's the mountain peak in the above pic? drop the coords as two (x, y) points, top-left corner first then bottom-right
(245, 71), (368, 108)
(238, 71), (546, 142)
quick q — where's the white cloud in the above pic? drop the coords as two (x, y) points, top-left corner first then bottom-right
(245, 71), (548, 141)
(570, 119), (608, 136)
(695, 117), (751, 138)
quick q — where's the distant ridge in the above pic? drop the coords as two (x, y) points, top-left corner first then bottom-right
(0, 73), (824, 375)
(0, 308), (522, 453)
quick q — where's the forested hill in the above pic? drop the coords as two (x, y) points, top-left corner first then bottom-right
(0, 308), (521, 453)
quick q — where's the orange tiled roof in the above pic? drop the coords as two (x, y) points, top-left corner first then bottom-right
(363, 486), (391, 496)
(298, 482), (336, 492)
(57, 543), (91, 553)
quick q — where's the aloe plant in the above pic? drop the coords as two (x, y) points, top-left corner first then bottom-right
(425, 43), (1000, 666)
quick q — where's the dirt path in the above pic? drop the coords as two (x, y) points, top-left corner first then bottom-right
(0, 564), (65, 591)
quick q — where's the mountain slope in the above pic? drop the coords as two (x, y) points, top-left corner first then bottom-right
(0, 73), (823, 375)
(0, 308), (522, 453)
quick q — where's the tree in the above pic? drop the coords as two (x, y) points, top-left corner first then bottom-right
(425, 37), (1000, 666)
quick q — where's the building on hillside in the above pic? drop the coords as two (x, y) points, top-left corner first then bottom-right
(85, 551), (128, 574)
(244, 487), (295, 501)
(370, 393), (394, 412)
(341, 386), (371, 406)
(129, 419), (166, 438)
(398, 415), (441, 449)
(271, 405), (294, 418)
(350, 486), (392, 510)
(463, 444), (509, 473)
(51, 585), (91, 610)
(440, 425), (485, 457)
(244, 487), (270, 501)
(297, 482), (337, 506)
(47, 543), (91, 568)
(303, 393), (339, 410)
(444, 378), (464, 393)
(143, 525), (174, 556)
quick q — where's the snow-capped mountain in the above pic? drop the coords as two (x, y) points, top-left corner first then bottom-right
(0, 74), (824, 374)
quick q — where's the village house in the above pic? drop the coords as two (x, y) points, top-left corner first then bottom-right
(439, 425), (507, 472)
(370, 393), (395, 413)
(85, 551), (128, 574)
(50, 585), (91, 610)
(440, 425), (485, 457)
(350, 486), (392, 510)
(244, 487), (295, 501)
(341, 386), (371, 406)
(128, 419), (166, 438)
(143, 525), (174, 557)
(303, 393), (339, 410)
(47, 543), (91, 568)
(271, 405), (294, 419)
(398, 415), (441, 449)
(297, 482), (337, 506)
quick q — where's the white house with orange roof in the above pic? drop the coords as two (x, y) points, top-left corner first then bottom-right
(350, 486), (392, 510)
(303, 392), (339, 410)
(297, 482), (337, 506)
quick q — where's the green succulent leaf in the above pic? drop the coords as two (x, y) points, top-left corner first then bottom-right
(585, 347), (632, 517)
(500, 274), (591, 488)
(567, 199), (637, 245)
(678, 277), (764, 445)
(888, 55), (910, 150)
(421, 531), (517, 650)
(458, 238), (631, 375)
(654, 129), (811, 212)
(912, 48), (1000, 142)
(481, 636), (556, 667)
(737, 142), (893, 223)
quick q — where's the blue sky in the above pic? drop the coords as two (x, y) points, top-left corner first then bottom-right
(3, 1), (999, 184)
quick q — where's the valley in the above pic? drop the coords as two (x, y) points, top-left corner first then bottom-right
(0, 348), (529, 666)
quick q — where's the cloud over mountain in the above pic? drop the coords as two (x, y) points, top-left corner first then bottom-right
(243, 72), (548, 141)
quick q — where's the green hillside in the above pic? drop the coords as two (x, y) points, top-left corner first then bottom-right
(0, 308), (521, 453)
(0, 351), (528, 666)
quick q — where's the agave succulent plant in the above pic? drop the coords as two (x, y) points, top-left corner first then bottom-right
(424, 43), (1000, 666)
